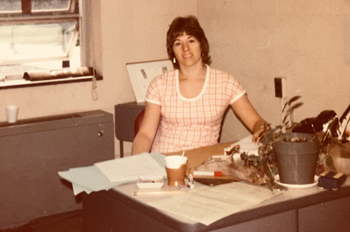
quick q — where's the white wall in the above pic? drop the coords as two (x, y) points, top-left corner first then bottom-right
(198, 0), (350, 142)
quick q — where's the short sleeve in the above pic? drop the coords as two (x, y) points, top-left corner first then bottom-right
(145, 76), (162, 105)
(227, 75), (246, 104)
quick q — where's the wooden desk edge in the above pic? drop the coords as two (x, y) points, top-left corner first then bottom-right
(164, 141), (236, 176)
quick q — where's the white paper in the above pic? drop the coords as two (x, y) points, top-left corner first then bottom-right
(148, 182), (279, 226)
(72, 182), (93, 195)
(94, 153), (167, 182)
(58, 165), (117, 195)
(58, 153), (166, 195)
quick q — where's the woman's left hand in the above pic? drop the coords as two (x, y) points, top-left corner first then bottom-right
(252, 125), (265, 143)
(252, 120), (269, 143)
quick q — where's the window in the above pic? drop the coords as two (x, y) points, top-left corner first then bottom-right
(0, 0), (93, 87)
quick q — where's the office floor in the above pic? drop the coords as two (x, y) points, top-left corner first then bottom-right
(1, 210), (83, 232)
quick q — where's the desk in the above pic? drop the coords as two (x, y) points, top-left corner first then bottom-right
(83, 182), (350, 232)
(114, 102), (145, 157)
(82, 143), (350, 232)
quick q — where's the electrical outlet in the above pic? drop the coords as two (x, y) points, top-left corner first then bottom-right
(274, 77), (286, 98)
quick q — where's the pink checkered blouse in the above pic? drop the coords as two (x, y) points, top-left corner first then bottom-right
(145, 65), (245, 153)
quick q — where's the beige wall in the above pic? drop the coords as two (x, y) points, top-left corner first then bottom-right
(198, 0), (350, 142)
(1, 0), (349, 157)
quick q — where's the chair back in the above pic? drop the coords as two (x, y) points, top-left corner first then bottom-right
(134, 109), (145, 137)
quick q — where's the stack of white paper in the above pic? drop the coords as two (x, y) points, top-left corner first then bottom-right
(58, 153), (166, 195)
(94, 153), (166, 182)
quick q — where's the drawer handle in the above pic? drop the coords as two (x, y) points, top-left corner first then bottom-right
(98, 131), (104, 137)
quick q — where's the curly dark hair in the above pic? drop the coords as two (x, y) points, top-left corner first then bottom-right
(166, 15), (212, 69)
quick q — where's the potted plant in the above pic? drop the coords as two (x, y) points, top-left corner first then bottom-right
(257, 96), (323, 186)
(256, 96), (350, 188)
(237, 97), (349, 189)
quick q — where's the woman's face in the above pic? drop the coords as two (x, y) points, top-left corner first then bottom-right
(172, 33), (202, 68)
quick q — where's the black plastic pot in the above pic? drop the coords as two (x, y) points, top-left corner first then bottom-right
(275, 133), (319, 184)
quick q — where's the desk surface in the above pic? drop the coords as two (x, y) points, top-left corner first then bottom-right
(84, 181), (350, 232)
(83, 142), (350, 232)
(113, 180), (335, 223)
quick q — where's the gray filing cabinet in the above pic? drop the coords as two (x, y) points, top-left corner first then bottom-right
(0, 110), (115, 229)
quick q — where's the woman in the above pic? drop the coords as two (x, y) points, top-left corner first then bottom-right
(132, 15), (266, 155)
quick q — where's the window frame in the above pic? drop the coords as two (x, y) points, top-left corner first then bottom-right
(0, 0), (100, 89)
(0, 15), (80, 65)
(0, 0), (76, 15)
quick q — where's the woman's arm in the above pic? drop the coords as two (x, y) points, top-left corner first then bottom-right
(230, 94), (267, 142)
(131, 102), (161, 155)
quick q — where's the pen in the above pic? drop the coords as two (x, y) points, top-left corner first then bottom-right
(193, 171), (223, 177)
(132, 191), (184, 196)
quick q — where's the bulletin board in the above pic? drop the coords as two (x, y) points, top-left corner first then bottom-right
(126, 59), (173, 103)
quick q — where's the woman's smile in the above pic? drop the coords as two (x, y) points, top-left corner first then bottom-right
(173, 33), (202, 67)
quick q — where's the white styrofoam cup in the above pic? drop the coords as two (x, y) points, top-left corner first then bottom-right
(6, 105), (19, 123)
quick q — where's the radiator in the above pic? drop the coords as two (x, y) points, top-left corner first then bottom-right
(0, 110), (115, 229)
